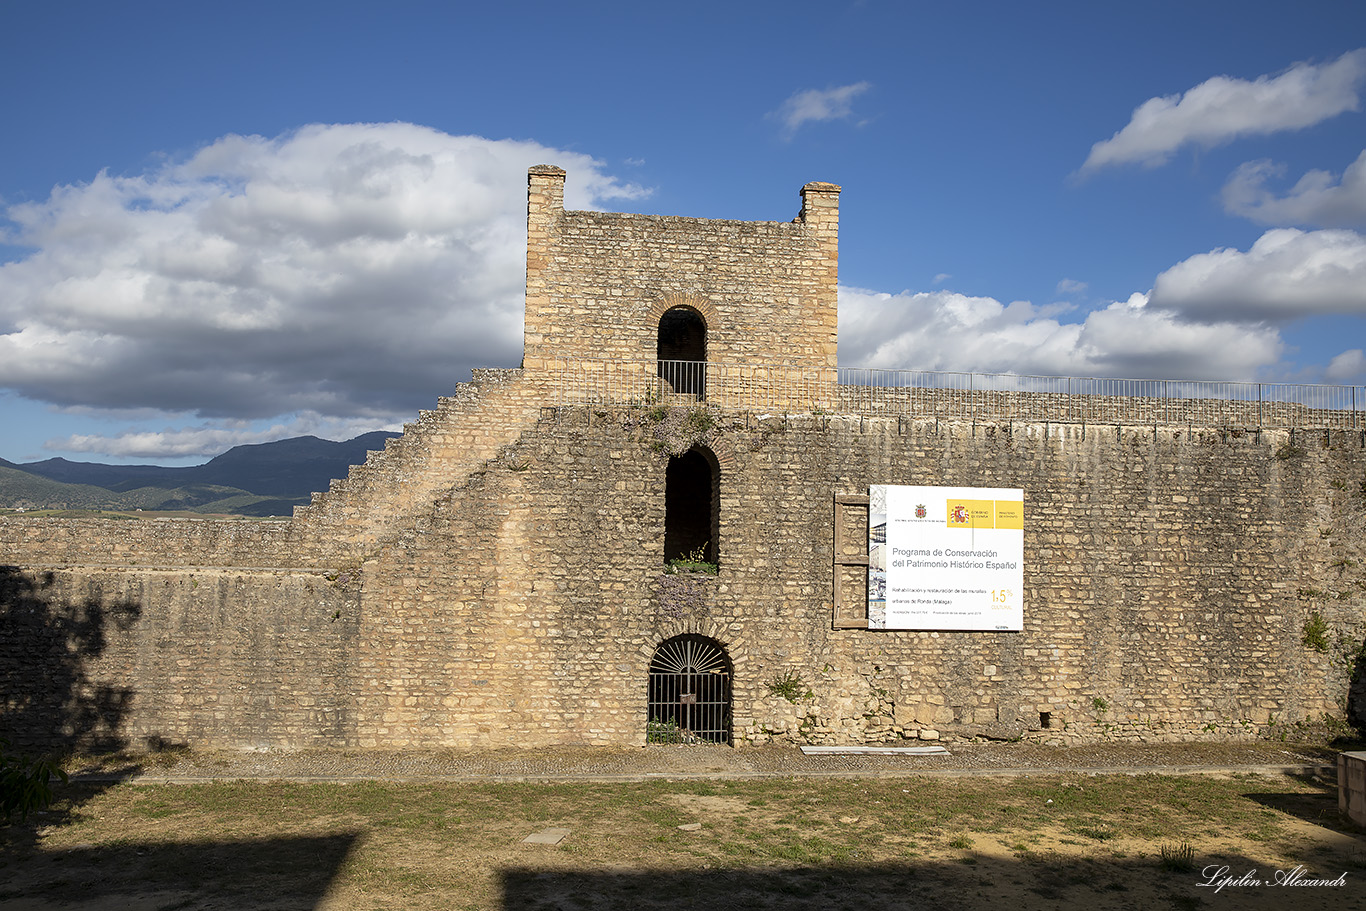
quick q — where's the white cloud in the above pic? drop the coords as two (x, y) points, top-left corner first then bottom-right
(1073, 294), (1282, 379)
(1221, 150), (1366, 228)
(1056, 278), (1088, 296)
(838, 286), (1282, 381)
(1326, 348), (1366, 381)
(772, 82), (871, 137)
(0, 124), (648, 442)
(1080, 49), (1366, 174)
(932, 272), (951, 285)
(1148, 227), (1366, 322)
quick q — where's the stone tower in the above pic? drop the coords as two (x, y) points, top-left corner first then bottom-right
(522, 165), (841, 380)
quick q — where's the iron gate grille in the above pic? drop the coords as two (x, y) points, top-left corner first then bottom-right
(647, 635), (731, 744)
(657, 358), (707, 400)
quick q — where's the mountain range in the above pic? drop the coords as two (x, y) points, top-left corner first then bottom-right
(0, 432), (399, 517)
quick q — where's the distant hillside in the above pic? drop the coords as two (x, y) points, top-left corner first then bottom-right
(0, 463), (134, 511)
(1, 431), (399, 516)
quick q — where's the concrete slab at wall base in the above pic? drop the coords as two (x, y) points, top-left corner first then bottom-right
(2, 168), (1364, 754)
(800, 746), (949, 756)
(1338, 752), (1366, 826)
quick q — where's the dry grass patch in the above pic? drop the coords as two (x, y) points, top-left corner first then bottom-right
(1, 771), (1362, 909)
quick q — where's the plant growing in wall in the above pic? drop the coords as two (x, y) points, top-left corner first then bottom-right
(1302, 611), (1332, 652)
(767, 670), (813, 703)
(326, 563), (363, 590)
(1299, 610), (1366, 687)
(497, 446), (532, 472)
(1275, 440), (1307, 460)
(665, 543), (717, 575)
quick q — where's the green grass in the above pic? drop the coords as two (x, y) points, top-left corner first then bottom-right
(4, 771), (1356, 910)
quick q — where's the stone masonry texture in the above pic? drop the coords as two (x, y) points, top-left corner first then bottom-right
(2, 168), (1364, 752)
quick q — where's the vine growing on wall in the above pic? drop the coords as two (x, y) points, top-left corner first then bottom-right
(326, 563), (363, 591)
(656, 571), (713, 620)
(632, 405), (721, 457)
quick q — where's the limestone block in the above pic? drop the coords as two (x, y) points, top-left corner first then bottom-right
(892, 700), (921, 727)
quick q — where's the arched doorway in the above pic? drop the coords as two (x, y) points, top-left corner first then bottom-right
(647, 634), (732, 744)
(657, 306), (706, 398)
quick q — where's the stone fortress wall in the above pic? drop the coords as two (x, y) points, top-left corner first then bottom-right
(2, 168), (1363, 752)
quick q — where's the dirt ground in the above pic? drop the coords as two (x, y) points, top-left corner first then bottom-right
(51, 738), (1350, 783)
(1, 742), (1363, 910)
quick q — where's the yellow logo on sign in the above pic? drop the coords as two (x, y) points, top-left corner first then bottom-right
(946, 500), (995, 528)
(945, 499), (1021, 529)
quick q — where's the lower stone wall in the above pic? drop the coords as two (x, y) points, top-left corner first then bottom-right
(735, 418), (1365, 746)
(1, 408), (1362, 751)
(334, 409), (1366, 749)
(0, 564), (359, 751)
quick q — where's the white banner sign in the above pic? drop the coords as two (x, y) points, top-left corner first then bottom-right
(868, 485), (1024, 631)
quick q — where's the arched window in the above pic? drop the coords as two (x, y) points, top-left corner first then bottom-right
(664, 447), (719, 566)
(647, 634), (732, 744)
(657, 306), (706, 399)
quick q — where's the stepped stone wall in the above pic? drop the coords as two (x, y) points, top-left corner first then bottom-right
(2, 168), (1364, 753)
(294, 367), (546, 549)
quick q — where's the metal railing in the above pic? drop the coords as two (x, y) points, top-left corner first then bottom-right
(553, 358), (836, 413)
(551, 357), (1363, 431)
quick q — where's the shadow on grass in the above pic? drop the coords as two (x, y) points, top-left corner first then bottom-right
(0, 830), (361, 909)
(499, 848), (1356, 911)
(0, 766), (144, 857)
(3, 773), (359, 909)
(1245, 771), (1363, 834)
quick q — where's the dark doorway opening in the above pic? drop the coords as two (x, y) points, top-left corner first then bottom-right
(664, 447), (719, 565)
(657, 306), (707, 398)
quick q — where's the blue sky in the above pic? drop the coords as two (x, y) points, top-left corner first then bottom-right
(2, 1), (1364, 464)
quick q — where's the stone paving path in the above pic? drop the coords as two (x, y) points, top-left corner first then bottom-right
(69, 740), (1342, 784)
